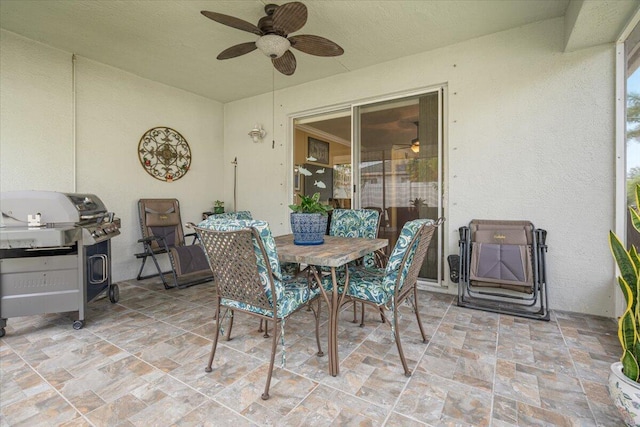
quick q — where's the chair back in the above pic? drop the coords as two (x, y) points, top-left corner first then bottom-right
(330, 209), (381, 267)
(203, 211), (253, 222)
(195, 219), (283, 302)
(329, 209), (379, 238)
(196, 226), (274, 312)
(138, 199), (185, 251)
(363, 207), (384, 234)
(384, 218), (441, 297)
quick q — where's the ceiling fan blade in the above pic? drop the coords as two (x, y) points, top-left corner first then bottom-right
(272, 50), (297, 76)
(217, 42), (258, 60)
(289, 35), (344, 57)
(201, 11), (263, 36)
(272, 2), (307, 36)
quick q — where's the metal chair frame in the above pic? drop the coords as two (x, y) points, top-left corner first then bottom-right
(193, 225), (323, 400)
(343, 218), (443, 376)
(457, 219), (550, 321)
(135, 198), (212, 289)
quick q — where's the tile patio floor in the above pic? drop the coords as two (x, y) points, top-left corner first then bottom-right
(0, 278), (623, 426)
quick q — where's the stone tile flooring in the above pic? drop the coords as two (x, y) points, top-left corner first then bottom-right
(0, 278), (623, 426)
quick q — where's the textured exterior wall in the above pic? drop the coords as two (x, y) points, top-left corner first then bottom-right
(0, 30), (224, 281)
(225, 18), (617, 317)
(1, 17), (618, 316)
(0, 31), (74, 192)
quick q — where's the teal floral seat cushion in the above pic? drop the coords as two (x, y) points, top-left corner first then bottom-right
(326, 209), (380, 270)
(280, 262), (301, 279)
(222, 277), (320, 319)
(329, 209), (379, 239)
(345, 219), (435, 304)
(201, 211), (253, 222)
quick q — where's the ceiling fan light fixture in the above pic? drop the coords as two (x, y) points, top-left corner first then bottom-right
(411, 138), (420, 153)
(256, 34), (290, 58)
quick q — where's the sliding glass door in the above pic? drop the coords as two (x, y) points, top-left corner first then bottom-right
(354, 89), (444, 283)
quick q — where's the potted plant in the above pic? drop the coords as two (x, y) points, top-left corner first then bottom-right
(608, 183), (640, 426)
(288, 192), (332, 245)
(213, 200), (224, 214)
(410, 197), (427, 208)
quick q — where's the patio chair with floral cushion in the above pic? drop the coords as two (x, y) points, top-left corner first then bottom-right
(190, 219), (323, 400)
(326, 208), (384, 325)
(337, 217), (444, 376)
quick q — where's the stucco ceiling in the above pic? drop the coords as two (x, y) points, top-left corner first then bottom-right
(1, 0), (638, 103)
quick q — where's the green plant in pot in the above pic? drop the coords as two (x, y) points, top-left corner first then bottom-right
(288, 192), (331, 245)
(608, 183), (640, 426)
(213, 200), (224, 214)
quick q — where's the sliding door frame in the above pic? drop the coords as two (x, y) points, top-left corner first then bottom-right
(289, 83), (448, 287)
(351, 85), (447, 287)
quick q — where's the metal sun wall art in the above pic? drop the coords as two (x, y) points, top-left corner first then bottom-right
(138, 127), (191, 182)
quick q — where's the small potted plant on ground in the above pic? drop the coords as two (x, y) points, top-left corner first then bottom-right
(289, 192), (332, 245)
(608, 183), (640, 426)
(213, 200), (224, 214)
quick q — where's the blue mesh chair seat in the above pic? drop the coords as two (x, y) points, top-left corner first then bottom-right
(338, 218), (444, 376)
(192, 218), (323, 400)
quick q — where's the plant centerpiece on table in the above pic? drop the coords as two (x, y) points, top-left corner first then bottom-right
(608, 183), (640, 426)
(213, 200), (224, 214)
(288, 192), (332, 245)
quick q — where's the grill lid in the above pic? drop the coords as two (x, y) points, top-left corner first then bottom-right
(1, 191), (108, 227)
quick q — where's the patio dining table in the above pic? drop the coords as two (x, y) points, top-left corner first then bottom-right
(274, 233), (388, 376)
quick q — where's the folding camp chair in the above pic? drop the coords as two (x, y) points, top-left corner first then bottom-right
(457, 219), (549, 321)
(135, 198), (213, 289)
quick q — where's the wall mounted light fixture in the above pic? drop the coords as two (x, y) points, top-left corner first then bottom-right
(248, 124), (266, 143)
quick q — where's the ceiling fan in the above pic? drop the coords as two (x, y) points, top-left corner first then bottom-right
(201, 2), (344, 76)
(391, 121), (421, 153)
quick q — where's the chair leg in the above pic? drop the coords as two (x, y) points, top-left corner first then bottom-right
(353, 301), (358, 323)
(413, 286), (428, 343)
(150, 252), (171, 289)
(205, 304), (222, 373)
(136, 256), (148, 280)
(167, 253), (181, 289)
(261, 319), (281, 400)
(392, 302), (411, 377)
(225, 310), (234, 341)
(358, 303), (384, 327)
(314, 299), (324, 357)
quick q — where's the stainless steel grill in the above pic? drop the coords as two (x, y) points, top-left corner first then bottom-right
(0, 191), (121, 337)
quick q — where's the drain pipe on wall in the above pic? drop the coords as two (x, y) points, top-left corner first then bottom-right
(232, 157), (238, 211)
(72, 53), (77, 192)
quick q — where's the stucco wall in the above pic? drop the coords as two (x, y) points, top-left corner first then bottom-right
(0, 30), (225, 281)
(1, 16), (618, 316)
(0, 30), (74, 191)
(224, 18), (616, 317)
